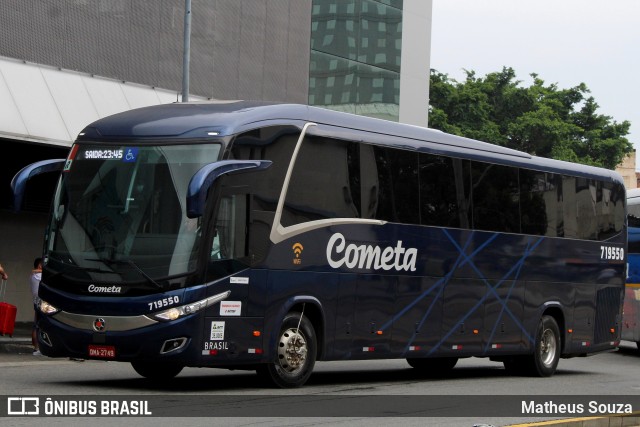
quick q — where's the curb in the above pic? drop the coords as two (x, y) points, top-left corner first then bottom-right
(505, 413), (640, 426)
(0, 321), (35, 354)
(0, 341), (33, 354)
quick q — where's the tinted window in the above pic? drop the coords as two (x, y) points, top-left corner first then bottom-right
(572, 177), (598, 240)
(282, 137), (358, 227)
(419, 153), (471, 228)
(520, 170), (563, 237)
(598, 181), (624, 240)
(371, 146), (420, 224)
(230, 126), (300, 216)
(471, 161), (520, 233)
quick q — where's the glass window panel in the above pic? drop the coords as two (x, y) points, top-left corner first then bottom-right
(282, 137), (358, 227)
(419, 153), (471, 229)
(599, 181), (625, 240)
(370, 146), (419, 224)
(573, 177), (598, 240)
(471, 161), (520, 233)
(520, 170), (563, 237)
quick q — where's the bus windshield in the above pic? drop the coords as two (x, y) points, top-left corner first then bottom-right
(46, 143), (221, 284)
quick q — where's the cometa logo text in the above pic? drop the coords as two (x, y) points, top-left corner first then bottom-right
(87, 284), (122, 293)
(326, 232), (417, 272)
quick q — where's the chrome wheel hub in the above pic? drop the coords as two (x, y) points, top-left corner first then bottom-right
(540, 328), (557, 367)
(277, 328), (308, 373)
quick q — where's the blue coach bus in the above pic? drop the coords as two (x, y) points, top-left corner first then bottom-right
(623, 188), (640, 350)
(12, 101), (626, 387)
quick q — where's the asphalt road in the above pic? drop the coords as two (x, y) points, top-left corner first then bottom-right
(1, 341), (639, 427)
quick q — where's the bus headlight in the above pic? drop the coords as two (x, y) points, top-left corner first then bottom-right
(151, 290), (231, 322)
(39, 299), (60, 315)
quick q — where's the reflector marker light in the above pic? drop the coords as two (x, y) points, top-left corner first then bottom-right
(452, 345), (462, 350)
(248, 348), (263, 354)
(568, 329), (573, 333)
(253, 331), (261, 337)
(582, 341), (590, 347)
(376, 330), (383, 335)
(491, 344), (502, 349)
(202, 349), (218, 356)
(473, 329), (479, 335)
(610, 328), (615, 333)
(362, 347), (375, 352)
(408, 346), (421, 351)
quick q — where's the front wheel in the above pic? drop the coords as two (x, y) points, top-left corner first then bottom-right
(257, 312), (317, 388)
(131, 361), (184, 380)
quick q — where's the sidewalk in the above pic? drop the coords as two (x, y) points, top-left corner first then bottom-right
(0, 321), (35, 354)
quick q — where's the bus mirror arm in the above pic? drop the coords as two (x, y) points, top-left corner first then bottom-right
(186, 160), (272, 218)
(11, 159), (66, 213)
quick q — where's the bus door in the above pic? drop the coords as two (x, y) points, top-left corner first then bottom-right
(202, 182), (261, 358)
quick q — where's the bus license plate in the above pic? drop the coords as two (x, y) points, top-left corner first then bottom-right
(88, 345), (116, 359)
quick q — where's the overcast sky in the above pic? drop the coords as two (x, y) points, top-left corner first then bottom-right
(430, 0), (640, 169)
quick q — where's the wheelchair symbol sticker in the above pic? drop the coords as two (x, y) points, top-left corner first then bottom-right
(122, 148), (138, 163)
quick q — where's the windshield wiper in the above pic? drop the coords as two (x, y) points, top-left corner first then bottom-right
(85, 258), (165, 290)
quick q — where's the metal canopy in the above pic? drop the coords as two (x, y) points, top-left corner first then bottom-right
(0, 56), (206, 147)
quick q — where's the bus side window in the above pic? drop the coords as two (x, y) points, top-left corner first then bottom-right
(599, 181), (624, 240)
(520, 170), (562, 237)
(358, 143), (379, 219)
(370, 146), (420, 224)
(419, 153), (471, 228)
(471, 161), (520, 233)
(574, 177), (598, 240)
(282, 136), (358, 227)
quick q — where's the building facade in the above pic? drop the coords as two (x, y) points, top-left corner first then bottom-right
(0, 0), (432, 321)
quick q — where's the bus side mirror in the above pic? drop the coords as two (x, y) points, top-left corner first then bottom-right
(11, 159), (66, 213)
(186, 160), (271, 218)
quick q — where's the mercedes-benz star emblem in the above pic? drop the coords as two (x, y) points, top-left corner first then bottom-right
(93, 318), (106, 332)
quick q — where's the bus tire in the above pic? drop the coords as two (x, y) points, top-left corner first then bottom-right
(406, 357), (458, 376)
(514, 315), (560, 377)
(131, 361), (184, 380)
(257, 312), (317, 388)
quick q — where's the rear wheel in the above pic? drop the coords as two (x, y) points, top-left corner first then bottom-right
(504, 315), (560, 377)
(406, 357), (458, 376)
(257, 312), (317, 388)
(131, 361), (184, 380)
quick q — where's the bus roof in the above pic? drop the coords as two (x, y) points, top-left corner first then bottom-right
(77, 100), (623, 184)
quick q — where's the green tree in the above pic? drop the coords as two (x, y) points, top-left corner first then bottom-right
(429, 67), (632, 169)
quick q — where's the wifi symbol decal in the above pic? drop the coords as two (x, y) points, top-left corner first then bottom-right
(292, 243), (304, 265)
